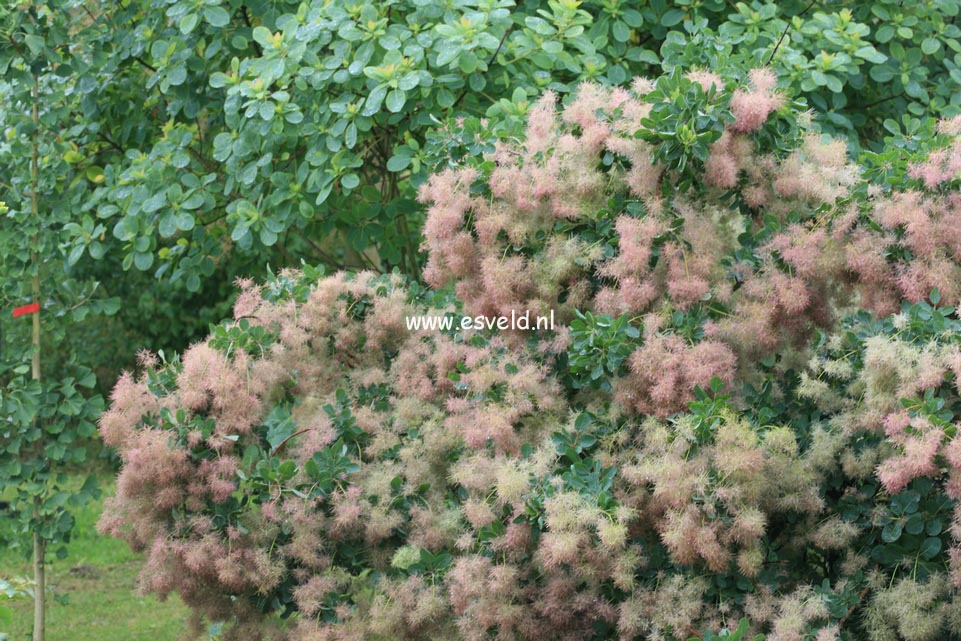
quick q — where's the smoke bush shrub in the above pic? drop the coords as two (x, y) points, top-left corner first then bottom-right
(102, 69), (961, 641)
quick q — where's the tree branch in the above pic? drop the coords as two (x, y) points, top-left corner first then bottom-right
(451, 26), (511, 111)
(766, 0), (816, 65)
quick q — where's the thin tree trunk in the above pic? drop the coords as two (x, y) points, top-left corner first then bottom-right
(32, 532), (45, 641)
(30, 63), (45, 641)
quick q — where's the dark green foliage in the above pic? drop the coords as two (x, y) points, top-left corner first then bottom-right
(567, 310), (640, 392)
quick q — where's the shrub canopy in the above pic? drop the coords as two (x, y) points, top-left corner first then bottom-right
(101, 69), (961, 641)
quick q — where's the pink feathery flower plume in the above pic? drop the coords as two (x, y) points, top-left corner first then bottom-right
(730, 68), (783, 133)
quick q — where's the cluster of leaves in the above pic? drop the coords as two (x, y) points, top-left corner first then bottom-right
(637, 69), (733, 188)
(566, 310), (640, 392)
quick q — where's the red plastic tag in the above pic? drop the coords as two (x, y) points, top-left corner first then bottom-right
(12, 303), (40, 318)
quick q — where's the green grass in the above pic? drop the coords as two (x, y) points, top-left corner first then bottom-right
(0, 474), (190, 641)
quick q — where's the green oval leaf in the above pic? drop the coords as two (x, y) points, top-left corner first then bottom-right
(385, 89), (406, 113)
